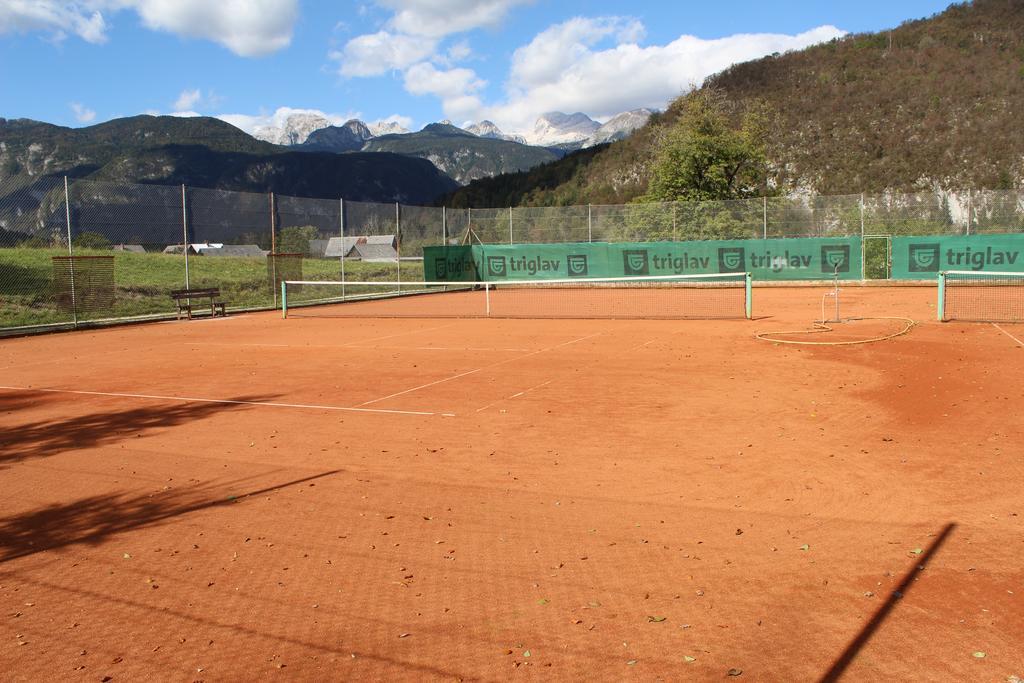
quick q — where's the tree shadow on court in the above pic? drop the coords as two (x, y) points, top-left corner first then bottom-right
(818, 522), (957, 682)
(0, 392), (281, 469)
(0, 470), (340, 565)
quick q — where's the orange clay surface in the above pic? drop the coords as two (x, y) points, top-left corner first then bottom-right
(1, 286), (1022, 682)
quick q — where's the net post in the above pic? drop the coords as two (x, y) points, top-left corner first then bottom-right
(485, 283), (491, 317)
(937, 271), (946, 322)
(339, 198), (346, 300)
(745, 272), (753, 319)
(281, 281), (288, 319)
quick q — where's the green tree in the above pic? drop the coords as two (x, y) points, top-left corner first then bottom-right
(72, 231), (111, 249)
(277, 225), (318, 254)
(641, 90), (773, 203)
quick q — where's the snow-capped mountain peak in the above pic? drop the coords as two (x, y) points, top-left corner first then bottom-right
(465, 120), (527, 144)
(253, 112), (335, 146)
(586, 109), (654, 146)
(369, 120), (410, 137)
(525, 112), (601, 147)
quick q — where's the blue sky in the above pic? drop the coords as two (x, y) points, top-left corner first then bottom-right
(0, 1), (954, 138)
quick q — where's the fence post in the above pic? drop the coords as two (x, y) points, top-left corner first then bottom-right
(396, 201), (401, 290)
(509, 206), (513, 245)
(181, 184), (190, 291)
(270, 191), (277, 308)
(673, 202), (678, 241)
(860, 193), (866, 281)
(965, 193), (971, 235)
(588, 204), (593, 243)
(344, 197), (348, 299)
(762, 196), (768, 240)
(64, 176), (78, 328)
(442, 206), (447, 245)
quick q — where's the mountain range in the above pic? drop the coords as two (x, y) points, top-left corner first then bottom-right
(0, 115), (457, 204)
(253, 109), (653, 154)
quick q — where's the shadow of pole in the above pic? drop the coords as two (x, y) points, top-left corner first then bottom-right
(0, 469), (341, 564)
(818, 522), (957, 682)
(0, 391), (283, 468)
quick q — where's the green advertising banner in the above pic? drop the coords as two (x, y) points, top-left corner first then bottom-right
(426, 237), (863, 282)
(892, 234), (1024, 279)
(470, 243), (613, 281)
(602, 238), (861, 280)
(423, 245), (479, 282)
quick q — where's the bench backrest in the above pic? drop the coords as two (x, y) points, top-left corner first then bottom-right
(170, 288), (220, 299)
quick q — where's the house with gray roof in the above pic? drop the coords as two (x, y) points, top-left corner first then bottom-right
(323, 235), (398, 261)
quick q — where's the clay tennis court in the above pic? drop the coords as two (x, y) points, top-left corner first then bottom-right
(1, 286), (1022, 681)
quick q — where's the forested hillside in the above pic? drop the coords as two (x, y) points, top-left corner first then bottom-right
(444, 0), (1024, 208)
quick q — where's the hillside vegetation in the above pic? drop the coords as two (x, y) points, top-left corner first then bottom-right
(444, 0), (1024, 208)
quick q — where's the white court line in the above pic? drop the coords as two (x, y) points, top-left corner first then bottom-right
(0, 385), (449, 417)
(626, 338), (661, 352)
(346, 345), (534, 353)
(191, 322), (461, 351)
(194, 342), (532, 353)
(356, 332), (602, 407)
(475, 380), (553, 413)
(992, 323), (1024, 347)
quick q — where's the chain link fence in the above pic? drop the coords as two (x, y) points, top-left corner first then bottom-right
(3, 177), (1024, 333)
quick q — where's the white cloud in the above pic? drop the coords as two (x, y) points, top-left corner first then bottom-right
(70, 101), (96, 123)
(332, 30), (437, 77)
(379, 0), (533, 38)
(480, 21), (847, 134)
(403, 62), (485, 120)
(173, 89), (201, 112)
(0, 0), (298, 56)
(129, 0), (298, 57)
(0, 1), (107, 43)
(507, 17), (644, 92)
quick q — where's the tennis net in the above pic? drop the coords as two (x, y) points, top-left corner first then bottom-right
(281, 273), (752, 320)
(938, 270), (1024, 322)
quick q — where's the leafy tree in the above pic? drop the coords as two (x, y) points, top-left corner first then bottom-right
(640, 90), (772, 204)
(72, 231), (111, 249)
(276, 225), (318, 254)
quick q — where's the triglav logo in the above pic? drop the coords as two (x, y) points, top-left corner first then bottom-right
(487, 255), (507, 277)
(908, 243), (940, 272)
(717, 247), (745, 273)
(622, 249), (649, 275)
(820, 245), (851, 273)
(567, 254), (589, 277)
(433, 257), (448, 279)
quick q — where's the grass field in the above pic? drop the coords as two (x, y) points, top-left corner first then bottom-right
(0, 248), (424, 329)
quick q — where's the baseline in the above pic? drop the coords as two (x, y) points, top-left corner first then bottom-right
(0, 385), (452, 417)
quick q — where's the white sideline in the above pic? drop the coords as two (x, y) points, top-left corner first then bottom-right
(992, 323), (1024, 347)
(0, 385), (450, 417)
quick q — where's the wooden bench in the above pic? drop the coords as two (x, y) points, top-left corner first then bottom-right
(170, 288), (227, 320)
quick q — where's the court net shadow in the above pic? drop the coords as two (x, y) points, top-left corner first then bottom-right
(0, 391), (281, 468)
(819, 522), (957, 682)
(0, 470), (340, 564)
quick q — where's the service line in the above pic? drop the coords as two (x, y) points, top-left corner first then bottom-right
(356, 332), (602, 407)
(475, 379), (553, 413)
